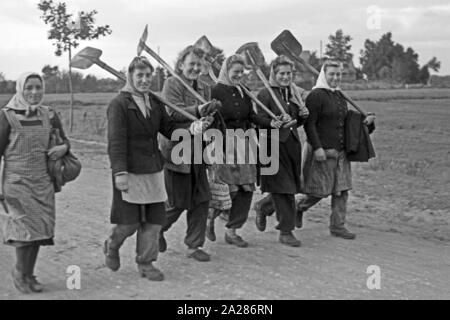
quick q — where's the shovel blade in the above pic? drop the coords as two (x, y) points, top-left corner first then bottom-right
(71, 47), (102, 69)
(194, 35), (214, 54)
(271, 30), (303, 58)
(236, 42), (265, 68)
(137, 24), (149, 56)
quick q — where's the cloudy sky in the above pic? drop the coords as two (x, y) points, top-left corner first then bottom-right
(1, 0), (449, 80)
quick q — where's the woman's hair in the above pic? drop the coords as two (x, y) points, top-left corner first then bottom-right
(226, 54), (246, 70)
(128, 56), (154, 74)
(323, 60), (342, 73)
(271, 55), (294, 74)
(174, 45), (205, 75)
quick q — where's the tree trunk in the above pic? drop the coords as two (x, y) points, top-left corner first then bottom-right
(68, 46), (74, 132)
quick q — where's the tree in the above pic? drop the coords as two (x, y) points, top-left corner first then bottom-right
(419, 57), (441, 85)
(325, 29), (353, 62)
(0, 72), (5, 82)
(360, 32), (423, 83)
(38, 0), (112, 131)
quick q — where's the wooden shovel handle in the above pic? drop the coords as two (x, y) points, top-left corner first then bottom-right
(141, 42), (207, 104)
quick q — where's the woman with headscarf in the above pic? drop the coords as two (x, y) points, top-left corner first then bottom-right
(297, 60), (358, 239)
(0, 72), (70, 293)
(104, 56), (211, 281)
(159, 45), (220, 262)
(207, 54), (275, 247)
(255, 55), (309, 247)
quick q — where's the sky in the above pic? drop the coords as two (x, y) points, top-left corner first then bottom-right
(1, 0), (449, 80)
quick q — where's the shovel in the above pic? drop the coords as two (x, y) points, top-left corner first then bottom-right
(193, 36), (221, 84)
(195, 37), (280, 122)
(137, 25), (208, 105)
(194, 36), (222, 71)
(71, 47), (198, 121)
(237, 42), (297, 128)
(71, 46), (127, 81)
(271, 30), (367, 116)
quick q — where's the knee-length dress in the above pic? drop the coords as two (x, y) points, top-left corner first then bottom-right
(0, 107), (55, 246)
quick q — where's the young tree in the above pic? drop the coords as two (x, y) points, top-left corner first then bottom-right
(419, 57), (441, 85)
(38, 0), (112, 131)
(325, 29), (353, 62)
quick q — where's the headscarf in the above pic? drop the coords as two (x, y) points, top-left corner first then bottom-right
(269, 59), (309, 116)
(5, 72), (45, 117)
(312, 62), (342, 92)
(217, 54), (245, 97)
(121, 56), (153, 117)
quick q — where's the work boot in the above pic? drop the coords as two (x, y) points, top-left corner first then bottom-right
(254, 204), (267, 232)
(103, 240), (120, 272)
(206, 217), (216, 242)
(279, 232), (302, 247)
(295, 210), (304, 229)
(225, 233), (248, 248)
(330, 228), (356, 240)
(159, 233), (167, 253)
(187, 248), (211, 262)
(138, 264), (164, 281)
(12, 269), (31, 294)
(27, 275), (44, 293)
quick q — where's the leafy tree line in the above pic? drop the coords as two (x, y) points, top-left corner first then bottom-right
(0, 65), (167, 94)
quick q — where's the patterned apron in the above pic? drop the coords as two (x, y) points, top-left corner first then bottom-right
(0, 108), (55, 244)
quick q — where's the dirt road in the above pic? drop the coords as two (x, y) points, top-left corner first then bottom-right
(1, 142), (449, 300)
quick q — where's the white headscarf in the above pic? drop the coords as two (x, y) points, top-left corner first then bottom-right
(5, 72), (45, 116)
(312, 62), (342, 92)
(121, 57), (153, 117)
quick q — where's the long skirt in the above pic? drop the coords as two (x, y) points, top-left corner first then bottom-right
(301, 142), (352, 198)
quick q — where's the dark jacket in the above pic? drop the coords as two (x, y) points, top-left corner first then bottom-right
(256, 87), (306, 142)
(345, 110), (376, 162)
(107, 91), (181, 175)
(304, 88), (348, 151)
(211, 83), (269, 130)
(158, 76), (211, 174)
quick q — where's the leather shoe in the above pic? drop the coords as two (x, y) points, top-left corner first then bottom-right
(27, 275), (44, 293)
(330, 228), (356, 240)
(12, 269), (31, 294)
(187, 249), (211, 262)
(295, 210), (303, 229)
(254, 206), (267, 232)
(103, 240), (120, 271)
(279, 233), (302, 247)
(138, 264), (164, 281)
(206, 218), (216, 242)
(159, 233), (167, 253)
(225, 234), (248, 248)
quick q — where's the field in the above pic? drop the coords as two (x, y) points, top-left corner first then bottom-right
(1, 88), (449, 239)
(0, 88), (449, 299)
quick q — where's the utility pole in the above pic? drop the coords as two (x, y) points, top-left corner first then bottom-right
(320, 40), (323, 60)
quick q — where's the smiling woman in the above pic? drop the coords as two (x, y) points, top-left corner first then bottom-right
(0, 72), (70, 294)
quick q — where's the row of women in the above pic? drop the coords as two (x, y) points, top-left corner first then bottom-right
(0, 45), (372, 293)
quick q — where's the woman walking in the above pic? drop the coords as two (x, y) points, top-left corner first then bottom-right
(103, 56), (211, 280)
(159, 46), (219, 262)
(208, 54), (271, 247)
(255, 56), (309, 247)
(0, 72), (70, 293)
